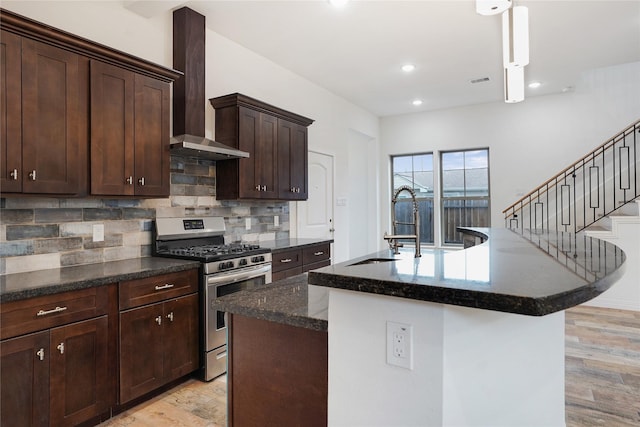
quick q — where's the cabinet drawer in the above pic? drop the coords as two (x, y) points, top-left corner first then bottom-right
(302, 243), (331, 265)
(1, 286), (111, 340)
(119, 269), (198, 310)
(272, 249), (302, 273)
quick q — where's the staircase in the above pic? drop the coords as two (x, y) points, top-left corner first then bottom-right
(583, 200), (640, 311)
(503, 119), (640, 311)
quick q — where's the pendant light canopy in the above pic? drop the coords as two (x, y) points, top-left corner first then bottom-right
(504, 66), (525, 103)
(502, 6), (529, 68)
(476, 0), (512, 16)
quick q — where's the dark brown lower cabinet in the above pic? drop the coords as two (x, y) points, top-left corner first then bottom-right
(272, 242), (332, 282)
(119, 293), (198, 403)
(0, 331), (49, 427)
(50, 317), (110, 426)
(228, 314), (328, 427)
(0, 317), (109, 427)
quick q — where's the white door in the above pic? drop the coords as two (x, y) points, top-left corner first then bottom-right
(297, 151), (334, 240)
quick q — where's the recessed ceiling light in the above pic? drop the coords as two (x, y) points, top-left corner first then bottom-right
(528, 81), (541, 89)
(328, 0), (349, 7)
(412, 99), (423, 106)
(401, 64), (416, 73)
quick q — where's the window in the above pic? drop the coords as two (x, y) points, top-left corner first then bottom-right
(391, 153), (434, 244)
(391, 149), (490, 247)
(441, 149), (490, 245)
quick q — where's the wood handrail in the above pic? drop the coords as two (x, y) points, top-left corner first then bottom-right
(503, 119), (640, 214)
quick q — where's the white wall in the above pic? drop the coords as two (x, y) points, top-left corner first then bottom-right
(328, 289), (566, 426)
(2, 1), (381, 264)
(379, 61), (640, 239)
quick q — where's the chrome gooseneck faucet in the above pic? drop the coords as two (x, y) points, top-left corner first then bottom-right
(383, 185), (421, 257)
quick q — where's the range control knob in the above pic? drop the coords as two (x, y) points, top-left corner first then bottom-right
(218, 261), (234, 270)
(239, 259), (248, 266)
(258, 255), (265, 262)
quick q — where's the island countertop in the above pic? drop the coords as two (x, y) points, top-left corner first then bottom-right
(307, 228), (626, 316)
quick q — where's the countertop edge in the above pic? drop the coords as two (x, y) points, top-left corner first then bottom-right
(0, 258), (201, 303)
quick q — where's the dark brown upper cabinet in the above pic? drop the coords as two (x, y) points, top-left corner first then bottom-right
(0, 8), (180, 197)
(210, 93), (314, 201)
(1, 31), (86, 195)
(90, 61), (170, 197)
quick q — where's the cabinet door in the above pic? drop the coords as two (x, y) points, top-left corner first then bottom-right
(90, 60), (135, 195)
(256, 112), (279, 198)
(134, 74), (170, 197)
(237, 107), (262, 198)
(163, 294), (199, 382)
(50, 316), (109, 426)
(0, 30), (22, 193)
(119, 303), (164, 403)
(0, 331), (49, 427)
(21, 38), (81, 194)
(238, 107), (278, 199)
(278, 119), (308, 200)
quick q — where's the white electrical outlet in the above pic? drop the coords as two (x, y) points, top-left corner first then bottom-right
(92, 224), (104, 242)
(274, 215), (279, 227)
(386, 321), (413, 369)
(245, 218), (251, 230)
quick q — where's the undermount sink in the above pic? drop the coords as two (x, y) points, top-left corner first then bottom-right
(348, 258), (398, 266)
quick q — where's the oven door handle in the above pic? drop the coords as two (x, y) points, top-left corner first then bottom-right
(206, 264), (272, 286)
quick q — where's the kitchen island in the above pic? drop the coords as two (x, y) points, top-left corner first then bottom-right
(214, 228), (626, 427)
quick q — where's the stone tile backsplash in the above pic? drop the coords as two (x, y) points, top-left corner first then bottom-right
(0, 155), (289, 275)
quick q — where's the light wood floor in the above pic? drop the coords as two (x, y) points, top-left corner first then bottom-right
(100, 305), (640, 427)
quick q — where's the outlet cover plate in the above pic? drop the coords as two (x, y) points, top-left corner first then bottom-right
(386, 321), (413, 370)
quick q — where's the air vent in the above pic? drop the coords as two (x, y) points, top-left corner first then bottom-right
(470, 77), (491, 84)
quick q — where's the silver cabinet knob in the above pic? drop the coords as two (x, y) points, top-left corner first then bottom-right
(155, 316), (162, 325)
(9, 169), (18, 180)
(126, 176), (133, 185)
(57, 343), (64, 354)
(36, 348), (45, 361)
(138, 177), (145, 186)
(167, 312), (174, 322)
(28, 170), (36, 181)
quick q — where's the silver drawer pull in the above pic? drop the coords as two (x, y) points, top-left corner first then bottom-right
(10, 169), (18, 180)
(314, 251), (325, 256)
(36, 348), (45, 361)
(155, 316), (162, 325)
(36, 306), (68, 317)
(138, 177), (145, 186)
(28, 170), (36, 181)
(167, 312), (174, 322)
(155, 283), (174, 291)
(126, 176), (133, 185)
(57, 343), (65, 354)
(280, 258), (292, 263)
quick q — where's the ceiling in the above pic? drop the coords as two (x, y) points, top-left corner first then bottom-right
(124, 0), (640, 117)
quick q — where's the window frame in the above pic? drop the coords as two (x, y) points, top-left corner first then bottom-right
(439, 148), (491, 246)
(390, 152), (435, 246)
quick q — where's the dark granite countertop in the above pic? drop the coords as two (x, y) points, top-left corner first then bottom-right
(260, 238), (333, 253)
(213, 273), (328, 331)
(307, 228), (627, 316)
(0, 257), (200, 303)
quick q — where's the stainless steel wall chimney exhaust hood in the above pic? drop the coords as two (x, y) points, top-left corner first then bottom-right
(170, 134), (249, 160)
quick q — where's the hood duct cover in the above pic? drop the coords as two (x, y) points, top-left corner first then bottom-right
(172, 8), (247, 161)
(170, 134), (249, 160)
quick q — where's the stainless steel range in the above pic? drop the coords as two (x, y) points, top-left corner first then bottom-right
(154, 217), (272, 381)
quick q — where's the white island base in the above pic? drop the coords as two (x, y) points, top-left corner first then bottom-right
(327, 289), (566, 427)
